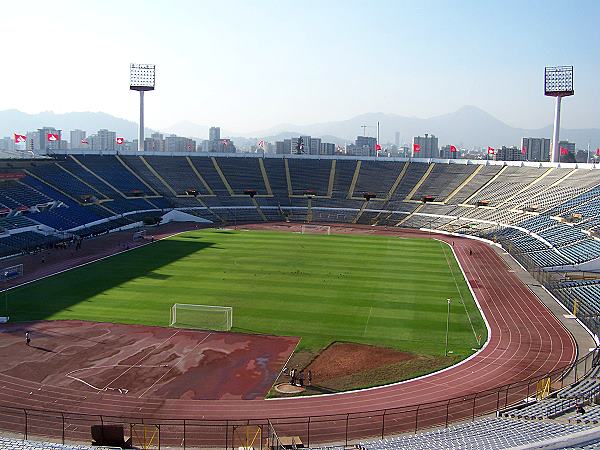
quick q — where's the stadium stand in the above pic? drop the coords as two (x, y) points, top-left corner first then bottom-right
(356, 418), (590, 450)
(71, 155), (155, 196)
(2, 153), (600, 275)
(0, 437), (94, 450)
(143, 155), (210, 195)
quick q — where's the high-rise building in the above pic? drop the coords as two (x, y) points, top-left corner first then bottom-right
(309, 137), (321, 155)
(92, 129), (116, 151)
(412, 134), (439, 158)
(0, 137), (15, 152)
(440, 145), (459, 159)
(320, 142), (335, 155)
(26, 131), (39, 152)
(558, 140), (576, 154)
(291, 136), (311, 155)
(346, 136), (377, 157)
(27, 127), (62, 154)
(70, 129), (86, 149)
(395, 132), (400, 147)
(165, 135), (196, 152)
(521, 137), (551, 162)
(209, 127), (220, 142)
(495, 146), (522, 161)
(144, 132), (165, 151)
(275, 141), (290, 154)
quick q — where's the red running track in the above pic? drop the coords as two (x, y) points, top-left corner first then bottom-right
(0, 225), (578, 446)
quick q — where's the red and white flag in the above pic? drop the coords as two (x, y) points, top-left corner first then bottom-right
(487, 146), (495, 155)
(257, 139), (265, 149)
(450, 145), (457, 153)
(560, 147), (569, 155)
(14, 133), (26, 143)
(596, 148), (600, 157)
(375, 143), (382, 151)
(81, 139), (89, 145)
(521, 146), (527, 155)
(413, 143), (421, 153)
(47, 133), (59, 142)
(116, 137), (124, 145)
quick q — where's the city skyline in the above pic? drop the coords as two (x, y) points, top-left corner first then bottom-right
(2, 0), (599, 133)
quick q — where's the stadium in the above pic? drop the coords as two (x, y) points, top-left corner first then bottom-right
(1, 152), (600, 449)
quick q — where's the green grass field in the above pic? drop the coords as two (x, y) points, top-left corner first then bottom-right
(7, 229), (486, 360)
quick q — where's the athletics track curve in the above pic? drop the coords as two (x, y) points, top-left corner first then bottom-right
(0, 224), (578, 445)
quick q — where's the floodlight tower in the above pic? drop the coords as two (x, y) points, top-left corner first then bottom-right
(544, 66), (574, 163)
(130, 64), (156, 152)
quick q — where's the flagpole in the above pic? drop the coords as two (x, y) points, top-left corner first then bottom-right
(587, 141), (590, 164)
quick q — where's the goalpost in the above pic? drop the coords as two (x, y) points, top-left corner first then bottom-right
(170, 303), (233, 331)
(301, 224), (331, 235)
(0, 264), (23, 282)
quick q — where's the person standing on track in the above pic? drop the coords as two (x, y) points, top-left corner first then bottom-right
(25, 331), (30, 346)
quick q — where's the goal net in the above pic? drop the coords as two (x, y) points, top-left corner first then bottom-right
(301, 224), (331, 235)
(0, 264), (23, 282)
(170, 303), (233, 331)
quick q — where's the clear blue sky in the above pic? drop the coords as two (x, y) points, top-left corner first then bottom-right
(4, 0), (599, 132)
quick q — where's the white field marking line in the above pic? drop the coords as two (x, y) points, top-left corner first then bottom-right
(65, 364), (169, 394)
(137, 332), (213, 399)
(0, 227), (194, 295)
(273, 336), (302, 388)
(363, 306), (373, 337)
(101, 329), (181, 392)
(439, 240), (479, 346)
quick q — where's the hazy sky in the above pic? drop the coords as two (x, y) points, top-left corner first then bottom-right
(3, 0), (599, 132)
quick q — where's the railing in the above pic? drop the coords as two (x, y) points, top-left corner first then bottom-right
(0, 349), (596, 449)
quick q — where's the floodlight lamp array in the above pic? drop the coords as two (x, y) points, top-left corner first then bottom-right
(544, 66), (574, 97)
(130, 64), (155, 91)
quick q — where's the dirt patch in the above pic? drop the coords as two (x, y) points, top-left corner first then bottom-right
(313, 354), (459, 392)
(307, 342), (414, 381)
(269, 342), (459, 396)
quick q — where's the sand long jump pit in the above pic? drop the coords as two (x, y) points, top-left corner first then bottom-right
(0, 320), (299, 400)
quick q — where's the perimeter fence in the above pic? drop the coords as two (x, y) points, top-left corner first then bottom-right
(0, 349), (596, 449)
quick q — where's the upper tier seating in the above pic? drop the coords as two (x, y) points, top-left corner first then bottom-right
(412, 163), (477, 202)
(144, 155), (211, 195)
(287, 158), (332, 196)
(354, 160), (404, 198)
(71, 155), (154, 196)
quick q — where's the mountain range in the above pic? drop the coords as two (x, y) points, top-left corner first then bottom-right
(2, 106), (599, 149)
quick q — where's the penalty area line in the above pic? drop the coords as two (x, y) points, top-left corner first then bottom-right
(438, 240), (480, 346)
(363, 306), (373, 337)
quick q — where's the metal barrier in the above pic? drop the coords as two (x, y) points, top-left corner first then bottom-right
(0, 349), (595, 449)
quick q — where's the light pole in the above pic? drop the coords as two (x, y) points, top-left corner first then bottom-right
(130, 64), (156, 152)
(544, 66), (574, 163)
(445, 298), (451, 356)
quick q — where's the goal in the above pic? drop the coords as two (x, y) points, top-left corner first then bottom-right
(170, 303), (233, 331)
(301, 224), (331, 235)
(0, 264), (23, 282)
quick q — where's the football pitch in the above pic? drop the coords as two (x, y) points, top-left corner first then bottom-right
(6, 229), (487, 359)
